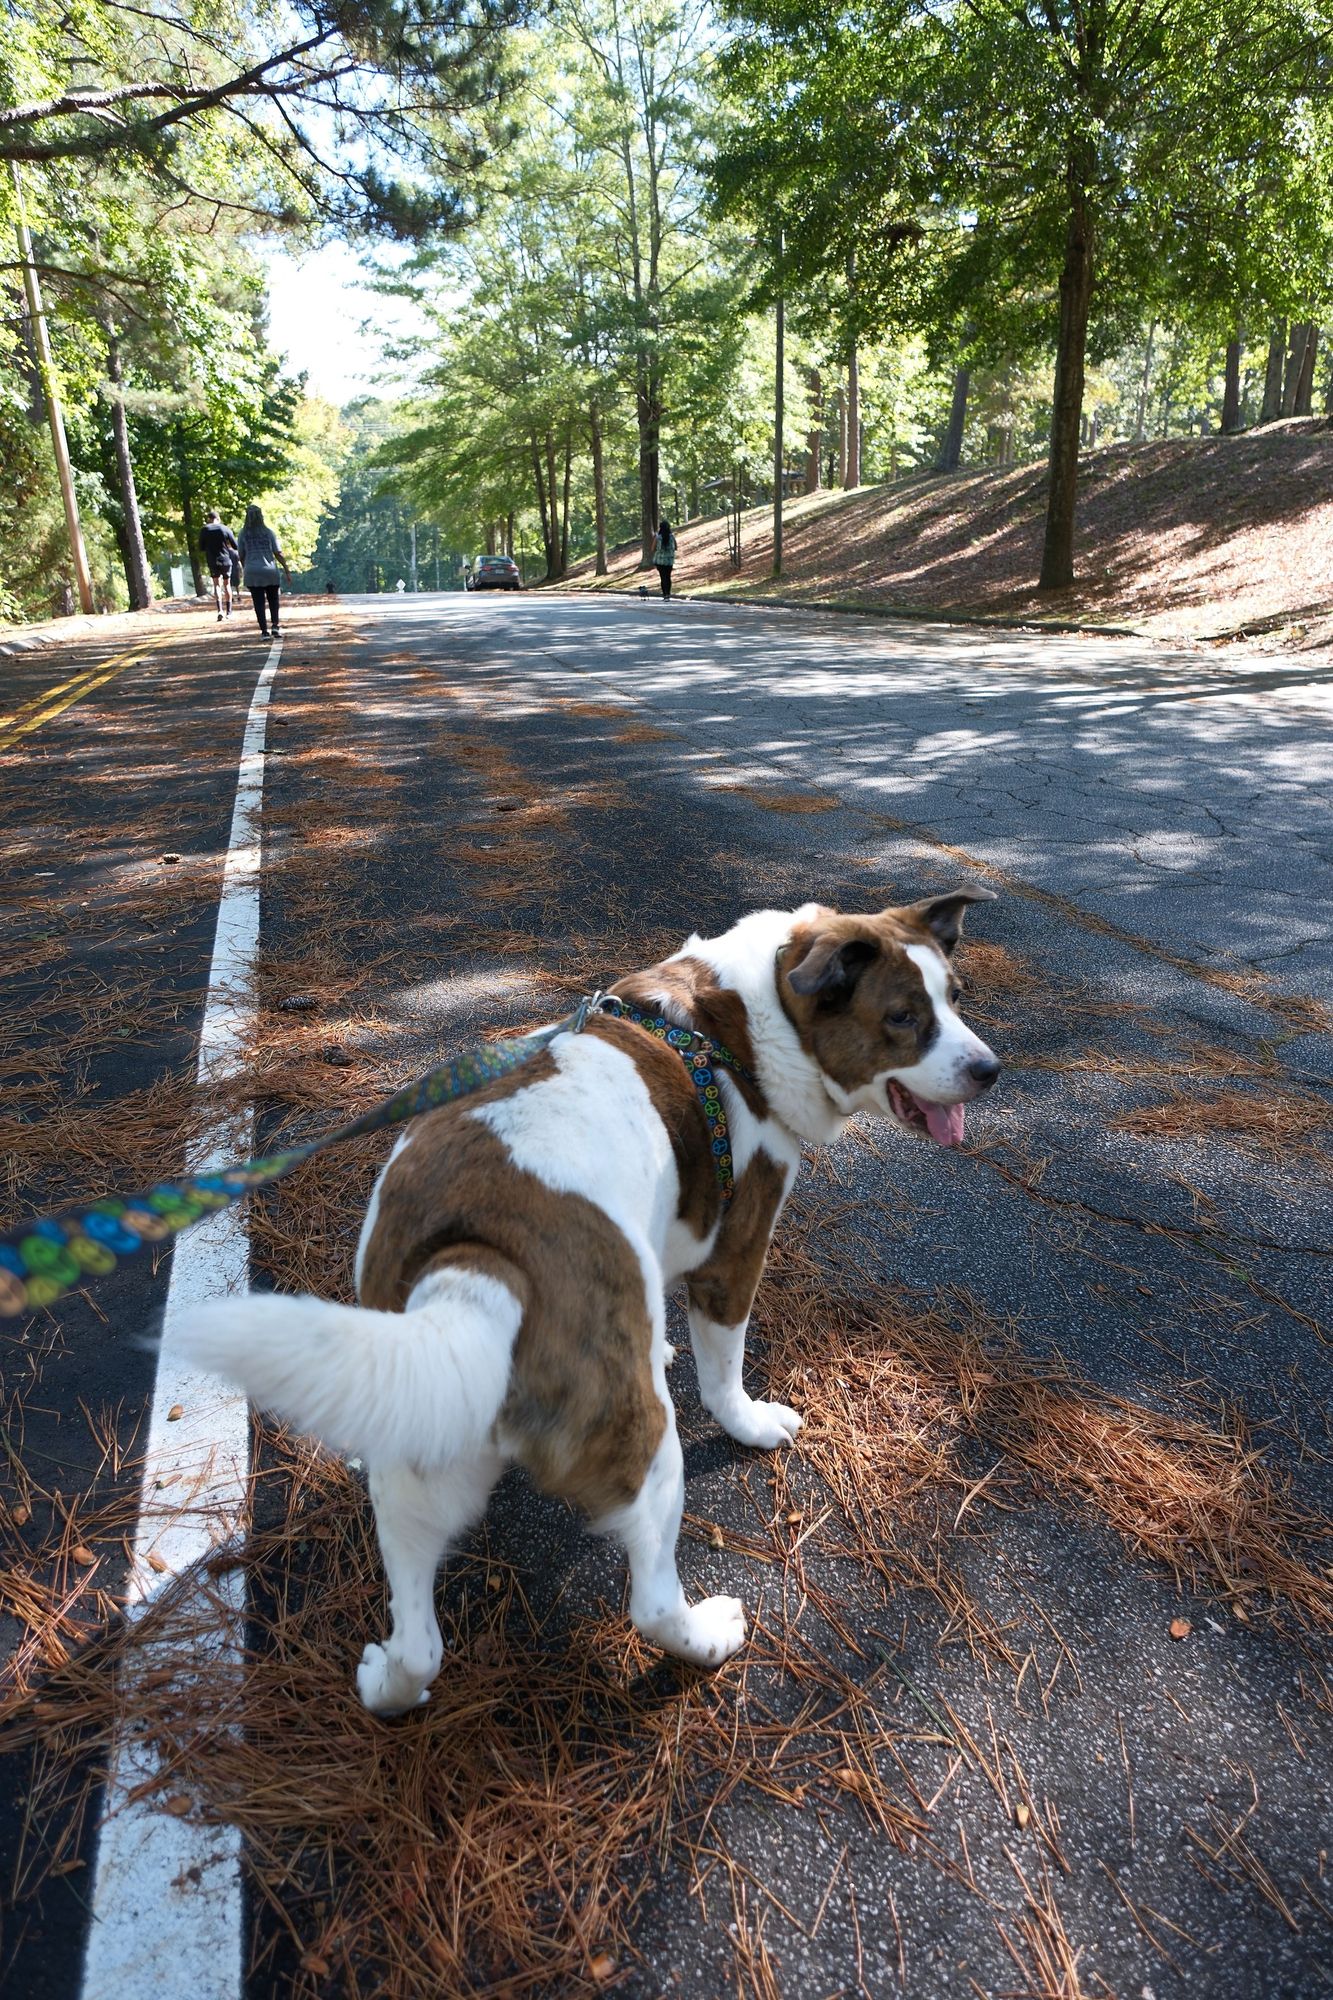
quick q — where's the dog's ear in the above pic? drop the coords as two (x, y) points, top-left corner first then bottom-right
(786, 933), (880, 999)
(903, 885), (996, 956)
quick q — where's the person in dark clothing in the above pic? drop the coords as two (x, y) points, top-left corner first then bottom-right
(652, 517), (677, 598)
(200, 509), (239, 620)
(237, 503), (292, 637)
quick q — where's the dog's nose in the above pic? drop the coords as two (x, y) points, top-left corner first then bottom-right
(967, 1055), (1001, 1089)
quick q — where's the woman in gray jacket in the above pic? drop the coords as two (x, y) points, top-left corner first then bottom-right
(237, 504), (292, 636)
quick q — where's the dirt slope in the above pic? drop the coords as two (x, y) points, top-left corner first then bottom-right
(567, 417), (1333, 650)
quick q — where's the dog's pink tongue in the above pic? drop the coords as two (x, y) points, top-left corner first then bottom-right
(924, 1101), (966, 1148)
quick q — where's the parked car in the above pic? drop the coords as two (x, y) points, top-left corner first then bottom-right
(464, 554), (523, 592)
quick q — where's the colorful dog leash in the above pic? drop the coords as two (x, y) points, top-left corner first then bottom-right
(0, 994), (755, 1319)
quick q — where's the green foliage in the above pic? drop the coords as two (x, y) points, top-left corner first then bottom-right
(0, 0), (523, 620)
(305, 400), (467, 591)
(712, 0), (1333, 580)
(0, 337), (122, 618)
(858, 340), (952, 481)
(0, 0), (527, 240)
(365, 10), (783, 571)
(5, 0), (1332, 618)
(259, 399), (349, 571)
(0, 157), (331, 611)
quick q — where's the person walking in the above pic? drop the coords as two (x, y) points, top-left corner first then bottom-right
(237, 503), (291, 637)
(199, 509), (239, 621)
(652, 518), (677, 599)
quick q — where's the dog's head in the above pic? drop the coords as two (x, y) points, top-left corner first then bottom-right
(778, 887), (1000, 1146)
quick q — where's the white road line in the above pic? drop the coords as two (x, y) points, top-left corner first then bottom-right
(79, 639), (281, 2000)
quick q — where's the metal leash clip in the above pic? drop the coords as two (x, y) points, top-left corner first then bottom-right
(570, 989), (612, 1034)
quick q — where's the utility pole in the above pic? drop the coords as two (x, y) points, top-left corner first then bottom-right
(409, 519), (418, 591)
(11, 165), (95, 613)
(773, 228), (784, 579)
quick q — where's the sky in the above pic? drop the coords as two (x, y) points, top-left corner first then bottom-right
(262, 242), (430, 405)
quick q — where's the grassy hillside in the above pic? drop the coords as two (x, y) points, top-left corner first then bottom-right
(567, 418), (1333, 648)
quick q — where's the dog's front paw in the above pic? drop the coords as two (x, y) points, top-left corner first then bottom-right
(669, 1594), (748, 1667)
(356, 1642), (431, 1717)
(720, 1397), (803, 1450)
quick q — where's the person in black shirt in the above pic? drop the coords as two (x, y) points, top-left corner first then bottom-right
(199, 510), (239, 621)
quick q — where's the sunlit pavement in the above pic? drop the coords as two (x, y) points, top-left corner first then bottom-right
(2, 593), (1330, 2000)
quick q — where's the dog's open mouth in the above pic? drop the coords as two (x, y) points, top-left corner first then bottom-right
(886, 1080), (966, 1148)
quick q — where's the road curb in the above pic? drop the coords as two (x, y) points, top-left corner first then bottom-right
(674, 589), (1155, 641)
(553, 580), (1162, 641)
(0, 630), (61, 656)
(0, 605), (209, 656)
(1193, 600), (1333, 645)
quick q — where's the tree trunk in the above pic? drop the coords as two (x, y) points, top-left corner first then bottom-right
(843, 371), (859, 484)
(173, 420), (202, 594)
(531, 439), (554, 576)
(1260, 324), (1286, 423)
(1221, 333), (1243, 434)
(637, 365), (661, 564)
(836, 387), (847, 489)
(1038, 183), (1094, 592)
(1133, 321), (1156, 440)
(1280, 325), (1302, 416)
(773, 244), (784, 578)
(937, 366), (970, 471)
(805, 368), (823, 492)
(559, 425), (572, 577)
(105, 333), (153, 608)
(12, 163), (95, 613)
(843, 251), (861, 489)
(544, 430), (561, 579)
(1294, 327), (1318, 416)
(1282, 323), (1312, 416)
(590, 401), (608, 574)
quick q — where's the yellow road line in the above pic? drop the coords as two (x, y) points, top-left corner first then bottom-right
(0, 633), (175, 747)
(0, 653), (129, 728)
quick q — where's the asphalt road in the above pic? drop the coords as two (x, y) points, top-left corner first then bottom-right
(2, 593), (1331, 1999)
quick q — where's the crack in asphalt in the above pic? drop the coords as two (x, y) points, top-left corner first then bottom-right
(972, 1148), (1333, 1264)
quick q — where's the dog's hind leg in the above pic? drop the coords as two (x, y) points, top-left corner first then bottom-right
(601, 1403), (746, 1668)
(357, 1450), (501, 1715)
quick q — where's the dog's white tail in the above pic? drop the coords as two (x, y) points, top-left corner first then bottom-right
(174, 1271), (522, 1466)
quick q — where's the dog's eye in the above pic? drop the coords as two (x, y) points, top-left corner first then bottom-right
(949, 985), (962, 1005)
(885, 1010), (915, 1031)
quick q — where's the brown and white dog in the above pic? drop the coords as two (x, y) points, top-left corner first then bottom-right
(179, 889), (999, 1711)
